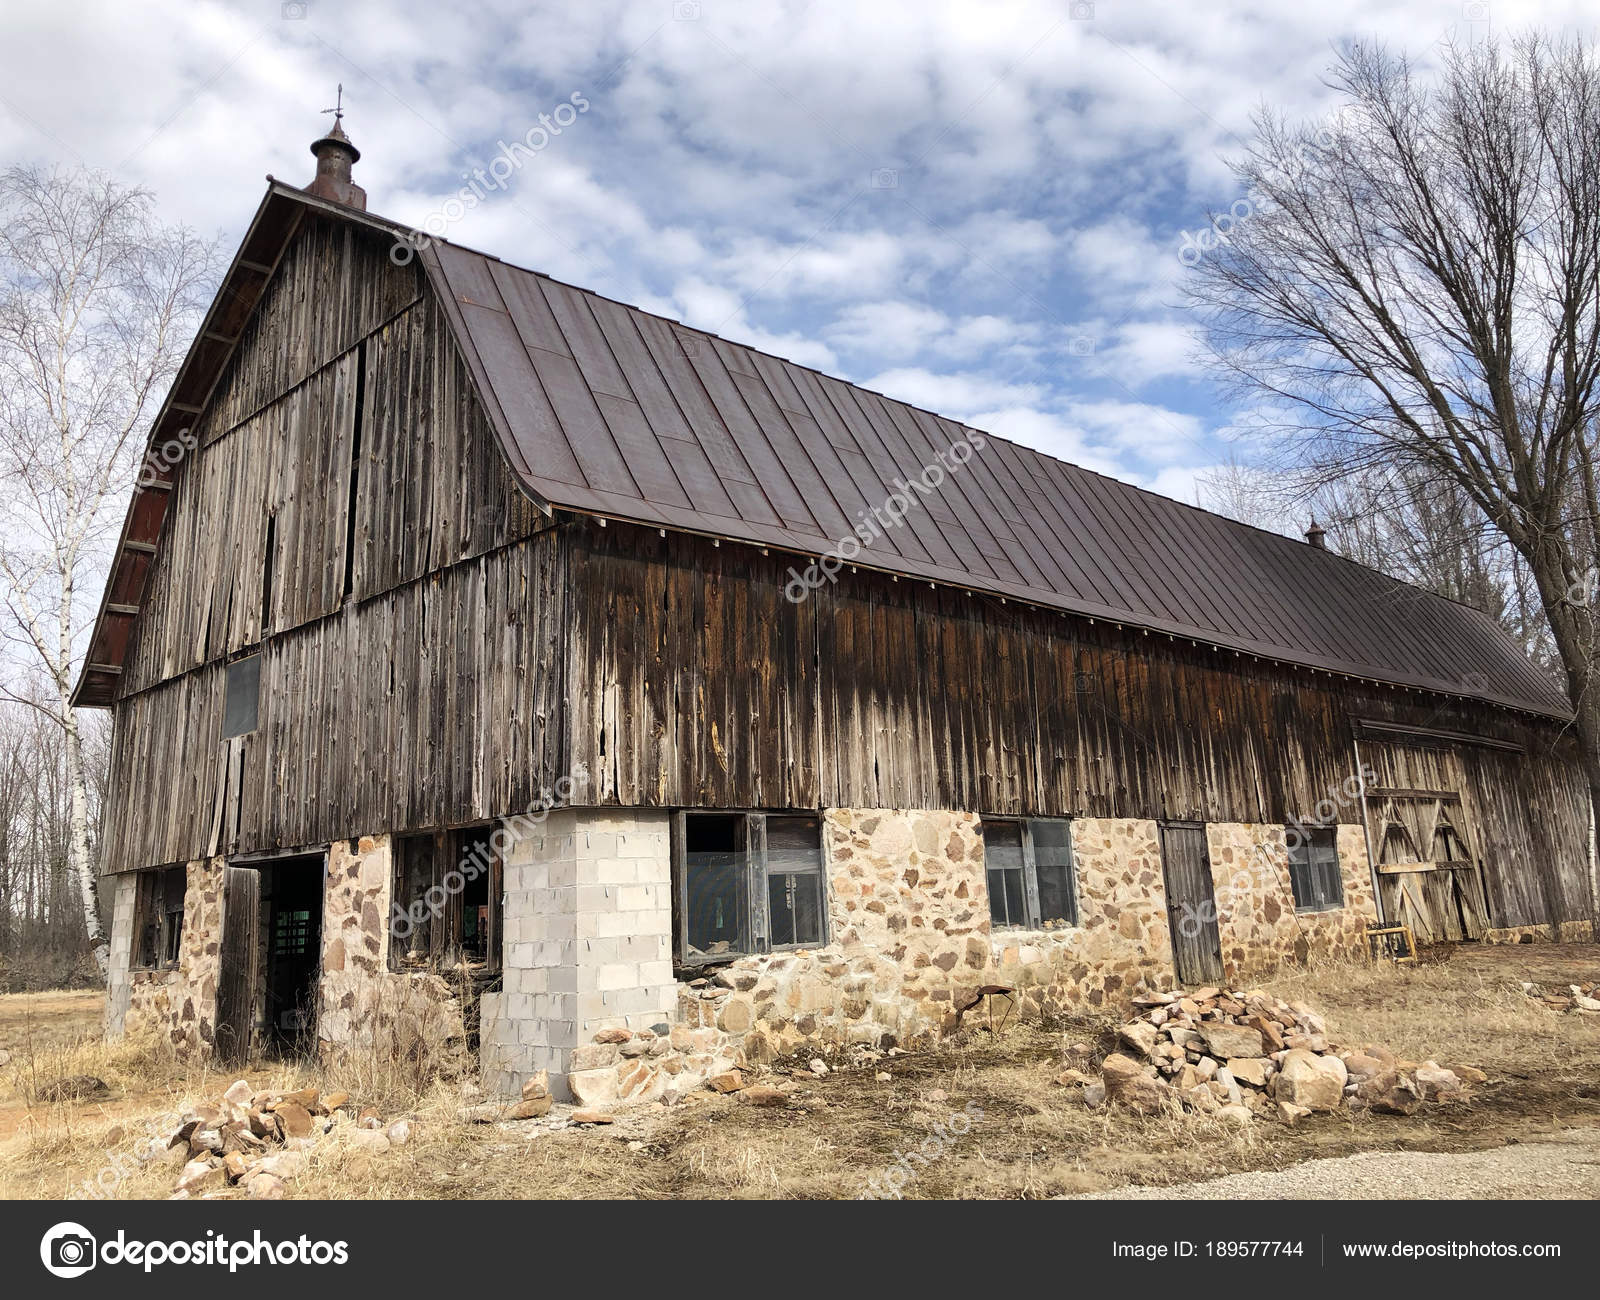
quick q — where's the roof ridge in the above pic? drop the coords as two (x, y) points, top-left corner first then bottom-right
(403, 211), (1507, 625)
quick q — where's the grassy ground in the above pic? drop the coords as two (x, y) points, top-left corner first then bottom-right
(2, 943), (1597, 1200)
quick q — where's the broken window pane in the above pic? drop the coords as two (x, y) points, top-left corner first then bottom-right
(446, 827), (499, 969)
(134, 866), (185, 969)
(1288, 826), (1342, 911)
(1028, 818), (1077, 926)
(161, 867), (185, 965)
(676, 812), (827, 961)
(684, 814), (750, 960)
(391, 833), (436, 966)
(135, 874), (160, 970)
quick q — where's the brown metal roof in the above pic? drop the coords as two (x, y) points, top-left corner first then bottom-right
(420, 232), (1570, 721)
(73, 183), (1573, 720)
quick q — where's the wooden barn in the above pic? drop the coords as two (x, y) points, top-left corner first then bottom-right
(79, 124), (1596, 1101)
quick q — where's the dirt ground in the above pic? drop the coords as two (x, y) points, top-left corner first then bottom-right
(2, 942), (1597, 1200)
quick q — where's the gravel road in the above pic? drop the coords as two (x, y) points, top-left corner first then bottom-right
(1075, 1126), (1600, 1199)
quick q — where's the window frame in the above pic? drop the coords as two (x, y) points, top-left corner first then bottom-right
(1286, 825), (1345, 913)
(980, 817), (1080, 931)
(389, 824), (504, 974)
(222, 654), (262, 739)
(672, 810), (828, 966)
(132, 865), (186, 972)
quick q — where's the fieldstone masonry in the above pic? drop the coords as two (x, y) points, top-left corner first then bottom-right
(317, 835), (466, 1064)
(499, 811), (1188, 1104)
(107, 857), (224, 1053)
(103, 808), (1384, 1094)
(1207, 822), (1376, 973)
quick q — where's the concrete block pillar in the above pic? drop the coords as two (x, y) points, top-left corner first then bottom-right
(105, 874), (138, 1040)
(481, 808), (674, 1100)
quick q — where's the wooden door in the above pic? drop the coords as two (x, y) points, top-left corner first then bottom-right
(1369, 789), (1490, 943)
(1159, 822), (1225, 984)
(214, 865), (260, 1066)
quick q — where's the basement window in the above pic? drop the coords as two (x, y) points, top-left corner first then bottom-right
(1287, 826), (1344, 912)
(133, 866), (186, 971)
(223, 654), (261, 738)
(390, 826), (503, 974)
(674, 812), (825, 964)
(980, 818), (1079, 931)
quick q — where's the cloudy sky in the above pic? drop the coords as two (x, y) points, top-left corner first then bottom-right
(4, 0), (1595, 509)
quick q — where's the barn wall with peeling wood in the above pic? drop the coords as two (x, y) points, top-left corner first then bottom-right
(78, 125), (1596, 1102)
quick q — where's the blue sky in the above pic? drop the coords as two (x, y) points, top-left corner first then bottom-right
(4, 0), (1595, 510)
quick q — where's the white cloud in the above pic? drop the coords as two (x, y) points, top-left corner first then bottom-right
(860, 367), (1045, 417)
(6, 0), (1592, 504)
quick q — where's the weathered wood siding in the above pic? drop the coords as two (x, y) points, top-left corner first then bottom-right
(120, 218), (542, 697)
(564, 523), (1593, 928)
(104, 538), (565, 872)
(103, 217), (556, 872)
(1358, 733), (1593, 930)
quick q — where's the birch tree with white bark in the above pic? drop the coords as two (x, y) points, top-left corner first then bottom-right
(0, 166), (217, 978)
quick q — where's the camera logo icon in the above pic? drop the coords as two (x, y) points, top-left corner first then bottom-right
(41, 1222), (97, 1278)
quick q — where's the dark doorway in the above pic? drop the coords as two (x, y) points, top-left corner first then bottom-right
(1158, 821), (1225, 985)
(261, 856), (325, 1055)
(214, 853), (325, 1063)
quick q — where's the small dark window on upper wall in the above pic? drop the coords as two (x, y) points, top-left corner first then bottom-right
(223, 655), (261, 738)
(1287, 826), (1344, 912)
(981, 818), (1079, 931)
(675, 812), (825, 964)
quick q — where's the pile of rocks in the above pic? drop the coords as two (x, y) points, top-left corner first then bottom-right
(167, 1081), (409, 1200)
(1061, 987), (1482, 1125)
(1522, 980), (1600, 1014)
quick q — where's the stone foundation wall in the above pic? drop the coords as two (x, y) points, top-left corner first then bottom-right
(106, 838), (464, 1064)
(537, 811), (1179, 1105)
(115, 858), (224, 1054)
(316, 834), (466, 1066)
(1207, 822), (1376, 976)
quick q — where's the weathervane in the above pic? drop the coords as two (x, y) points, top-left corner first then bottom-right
(322, 83), (346, 127)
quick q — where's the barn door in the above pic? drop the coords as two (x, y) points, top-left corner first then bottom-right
(1370, 790), (1490, 943)
(214, 865), (261, 1066)
(1159, 822), (1225, 985)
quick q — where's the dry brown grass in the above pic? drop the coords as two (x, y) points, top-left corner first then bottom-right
(3, 943), (1599, 1200)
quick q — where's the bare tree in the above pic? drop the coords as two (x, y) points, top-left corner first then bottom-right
(0, 166), (217, 978)
(1186, 35), (1600, 812)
